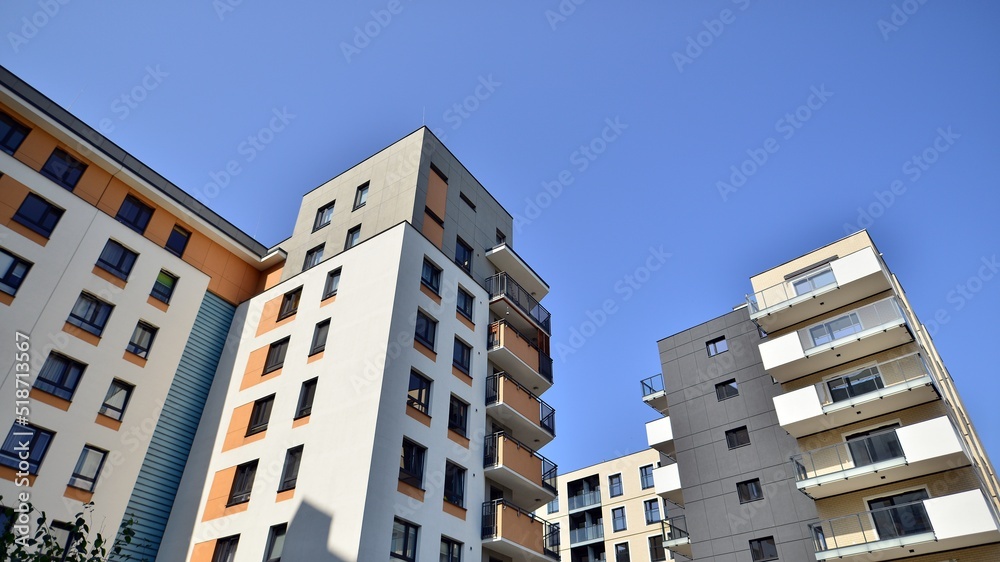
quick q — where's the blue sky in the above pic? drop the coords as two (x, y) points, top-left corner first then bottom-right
(4, 1), (998, 473)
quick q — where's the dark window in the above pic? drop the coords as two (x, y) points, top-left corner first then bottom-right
(421, 258), (441, 293)
(649, 535), (666, 562)
(99, 379), (134, 421)
(0, 248), (31, 295)
(716, 378), (739, 401)
(126, 321), (158, 358)
(310, 319), (330, 355)
(313, 201), (335, 231)
(303, 244), (324, 270)
(444, 461), (466, 507)
(295, 378), (317, 419)
(440, 537), (462, 562)
(456, 287), (474, 320)
(845, 424), (903, 467)
(496, 229), (506, 246)
(707, 336), (728, 356)
(212, 535), (239, 562)
(414, 310), (437, 349)
(353, 182), (369, 210)
(867, 489), (931, 539)
(96, 240), (138, 281)
(612, 506), (627, 532)
(150, 270), (178, 303)
(547, 498), (559, 514)
(609, 473), (624, 497)
(390, 518), (418, 561)
(459, 192), (476, 211)
(246, 395), (275, 436)
(116, 195), (154, 234)
(399, 438), (426, 488)
(644, 499), (661, 524)
(455, 237), (473, 273)
(407, 371), (431, 414)
(49, 521), (78, 555)
(726, 426), (751, 449)
(34, 352), (85, 401)
(278, 445), (303, 491)
(67, 292), (113, 336)
(68, 445), (107, 491)
(323, 268), (341, 298)
(265, 524), (286, 562)
(264, 338), (289, 373)
(615, 543), (630, 562)
(0, 111), (30, 155)
(448, 395), (468, 436)
(40, 148), (86, 190)
(639, 464), (654, 489)
(13, 193), (64, 238)
(345, 225), (361, 249)
(738, 479), (764, 503)
(0, 423), (53, 474)
(452, 338), (471, 374)
(278, 287), (302, 320)
(165, 225), (190, 257)
(749, 537), (778, 562)
(228, 460), (258, 505)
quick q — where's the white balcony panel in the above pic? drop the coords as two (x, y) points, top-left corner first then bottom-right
(485, 244), (549, 299)
(646, 416), (675, 457)
(653, 463), (682, 506)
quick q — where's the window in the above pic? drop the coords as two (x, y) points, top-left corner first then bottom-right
(390, 518), (418, 561)
(313, 201), (335, 231)
(448, 395), (468, 436)
(414, 310), (437, 349)
(547, 498), (559, 514)
(615, 543), (630, 562)
(228, 460), (258, 505)
(648, 535), (666, 562)
(604, 474), (622, 498)
(867, 489), (931, 539)
(116, 195), (154, 234)
(13, 193), (64, 238)
(496, 229), (506, 246)
(707, 336), (728, 356)
(399, 438), (426, 488)
(791, 267), (835, 295)
(165, 225), (190, 257)
(344, 225), (361, 249)
(264, 524), (286, 562)
(99, 379), (134, 421)
(67, 293), (113, 336)
(303, 244), (324, 270)
(455, 238), (473, 272)
(452, 338), (471, 374)
(726, 426), (751, 449)
(749, 536), (778, 562)
(34, 352), (86, 400)
(212, 535), (239, 562)
(421, 258), (441, 293)
(456, 287), (474, 320)
(644, 499), (661, 524)
(845, 424), (903, 467)
(150, 270), (178, 303)
(263, 337), (289, 373)
(639, 464), (654, 489)
(827, 365), (885, 403)
(612, 506), (627, 532)
(323, 268), (341, 298)
(278, 445), (303, 492)
(444, 461), (466, 507)
(738, 479), (764, 503)
(126, 321), (158, 358)
(278, 287), (302, 320)
(246, 395), (275, 436)
(459, 192), (476, 211)
(310, 319), (330, 355)
(295, 378), (317, 419)
(0, 111), (30, 155)
(0, 423), (53, 474)
(50, 521), (77, 555)
(353, 182), (369, 210)
(40, 148), (87, 190)
(716, 378), (739, 401)
(0, 248), (31, 295)
(95, 240), (139, 281)
(440, 537), (462, 562)
(809, 312), (862, 347)
(68, 445), (107, 491)
(407, 371), (431, 414)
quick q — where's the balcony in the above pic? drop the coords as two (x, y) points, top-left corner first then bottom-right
(569, 523), (604, 546)
(653, 463), (683, 506)
(791, 416), (969, 499)
(482, 499), (560, 561)
(485, 244), (550, 300)
(661, 515), (692, 559)
(645, 416), (675, 457)
(808, 489), (1000, 561)
(747, 247), (891, 333)
(486, 373), (556, 447)
(567, 489), (601, 512)
(484, 432), (557, 510)
(641, 373), (669, 414)
(487, 272), (552, 335)
(774, 352), (937, 437)
(759, 298), (912, 382)
(488, 320), (553, 392)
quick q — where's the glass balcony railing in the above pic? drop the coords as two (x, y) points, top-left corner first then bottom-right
(797, 297), (904, 352)
(747, 265), (837, 314)
(487, 272), (551, 334)
(569, 524), (604, 544)
(661, 515), (689, 542)
(567, 489), (601, 511)
(809, 499), (933, 553)
(792, 427), (903, 482)
(641, 374), (664, 397)
(817, 352), (929, 408)
(486, 373), (556, 436)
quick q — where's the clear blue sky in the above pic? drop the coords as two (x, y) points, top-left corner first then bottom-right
(4, 1), (998, 473)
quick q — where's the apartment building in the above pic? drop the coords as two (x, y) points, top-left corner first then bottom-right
(538, 449), (675, 562)
(639, 231), (1000, 561)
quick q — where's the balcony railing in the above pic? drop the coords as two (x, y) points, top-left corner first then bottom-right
(569, 523), (604, 544)
(798, 297), (903, 353)
(567, 489), (601, 511)
(747, 265), (837, 314)
(487, 272), (552, 334)
(818, 352), (929, 407)
(484, 431), (558, 493)
(792, 427), (903, 482)
(641, 374), (664, 397)
(486, 373), (556, 436)
(488, 320), (554, 383)
(482, 499), (561, 559)
(661, 515), (689, 542)
(809, 500), (933, 553)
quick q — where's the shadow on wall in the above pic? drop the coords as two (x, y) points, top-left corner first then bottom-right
(283, 500), (349, 562)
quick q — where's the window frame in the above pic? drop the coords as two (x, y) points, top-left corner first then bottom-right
(456, 287), (474, 320)
(310, 319), (330, 356)
(353, 182), (369, 210)
(40, 148), (87, 191)
(615, 542), (631, 562)
(0, 248), (32, 296)
(421, 258), (442, 293)
(459, 192), (476, 211)
(414, 310), (437, 350)
(227, 460), (258, 506)
(295, 378), (317, 419)
(547, 498), (559, 514)
(68, 445), (107, 491)
(0, 111), (30, 155)
(455, 237), (473, 273)
(448, 395), (468, 437)
(49, 521), (78, 555)
(609, 473), (624, 497)
(726, 426), (751, 449)
(611, 506), (627, 532)
(264, 523), (286, 562)
(716, 378), (739, 401)
(749, 536), (779, 562)
(278, 445), (303, 492)
(263, 337), (290, 374)
(738, 478), (765, 504)
(0, 423), (54, 474)
(99, 379), (134, 421)
(115, 195), (154, 234)
(323, 267), (341, 299)
(399, 438), (426, 489)
(277, 287), (302, 320)
(643, 498), (661, 524)
(390, 518), (418, 561)
(707, 336), (729, 356)
(443, 461), (466, 508)
(34, 352), (86, 401)
(150, 270), (178, 304)
(407, 370), (431, 415)
(452, 337), (472, 374)
(648, 534), (666, 562)
(246, 394), (275, 436)
(344, 225), (361, 250)
(67, 292), (114, 337)
(313, 200), (335, 231)
(165, 225), (191, 257)
(95, 239), (139, 281)
(13, 193), (64, 238)
(440, 536), (462, 562)
(126, 321), (158, 358)
(303, 244), (324, 270)
(639, 464), (655, 489)
(211, 535), (239, 562)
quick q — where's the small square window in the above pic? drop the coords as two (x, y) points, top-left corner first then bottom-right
(278, 287), (302, 320)
(323, 268), (341, 299)
(116, 195), (154, 234)
(13, 193), (64, 238)
(639, 464), (654, 489)
(421, 258), (441, 293)
(353, 182), (369, 210)
(643, 498), (661, 524)
(749, 536), (778, 562)
(68, 445), (107, 491)
(150, 270), (178, 304)
(440, 537), (462, 562)
(399, 438), (426, 488)
(67, 292), (114, 337)
(263, 337), (290, 373)
(456, 287), (474, 320)
(716, 378), (739, 401)
(444, 461), (466, 507)
(295, 378), (317, 419)
(228, 460), (258, 505)
(738, 478), (764, 503)
(264, 524), (286, 562)
(99, 379), (134, 421)
(0, 111), (30, 155)
(707, 336), (728, 356)
(0, 248), (32, 295)
(313, 201), (335, 231)
(345, 225), (361, 249)
(448, 395), (468, 437)
(612, 506), (627, 532)
(455, 238), (473, 273)
(126, 321), (158, 358)
(609, 473), (624, 497)
(212, 535), (239, 562)
(726, 426), (751, 449)
(414, 310), (437, 350)
(165, 225), (190, 257)
(34, 352), (86, 401)
(303, 244), (324, 270)
(407, 370), (431, 414)
(452, 338), (471, 374)
(614, 543), (630, 562)
(391, 518), (418, 561)
(310, 319), (330, 355)
(246, 394), (275, 436)
(0, 423), (54, 474)
(96, 239), (138, 281)
(278, 445), (303, 491)
(41, 148), (87, 191)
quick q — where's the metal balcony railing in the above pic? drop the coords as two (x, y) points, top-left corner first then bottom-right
(809, 500), (933, 552)
(486, 373), (556, 436)
(484, 431), (558, 493)
(481, 499), (561, 559)
(797, 297), (904, 352)
(567, 489), (601, 511)
(641, 374), (665, 398)
(661, 515), (689, 542)
(792, 427), (903, 482)
(815, 352), (929, 407)
(487, 320), (554, 383)
(569, 523), (604, 544)
(486, 272), (551, 334)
